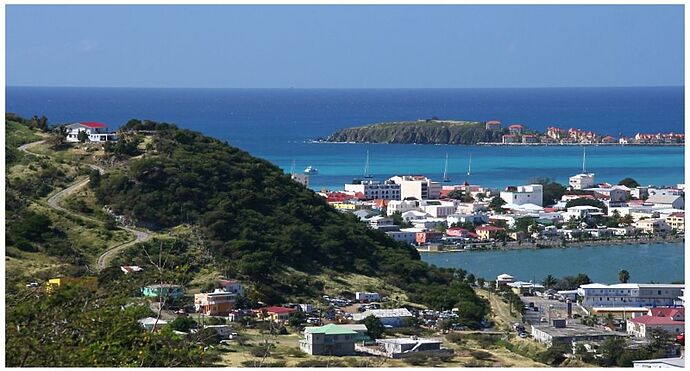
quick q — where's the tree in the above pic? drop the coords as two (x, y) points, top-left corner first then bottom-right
(529, 177), (567, 206)
(169, 316), (197, 332)
(618, 177), (640, 188)
(488, 197), (506, 213)
(618, 269), (630, 283)
(514, 217), (538, 233)
(77, 130), (89, 143)
(446, 190), (464, 200)
(542, 275), (558, 289)
(287, 311), (306, 328)
(362, 315), (385, 340)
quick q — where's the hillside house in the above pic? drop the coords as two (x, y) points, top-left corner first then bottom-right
(65, 122), (118, 143)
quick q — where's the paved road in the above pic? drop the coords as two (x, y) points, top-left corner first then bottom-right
(19, 140), (152, 271)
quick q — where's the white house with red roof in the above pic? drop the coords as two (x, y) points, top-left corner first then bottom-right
(626, 307), (685, 338)
(65, 122), (118, 143)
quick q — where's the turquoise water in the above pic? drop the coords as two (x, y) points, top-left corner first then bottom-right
(421, 243), (685, 284)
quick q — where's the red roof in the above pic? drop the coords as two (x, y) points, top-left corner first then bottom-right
(265, 306), (295, 314)
(649, 308), (685, 318)
(509, 124), (524, 129)
(486, 120), (501, 125)
(79, 121), (107, 128)
(668, 212), (685, 218)
(631, 315), (683, 326)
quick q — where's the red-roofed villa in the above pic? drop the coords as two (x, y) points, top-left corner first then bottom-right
(627, 307), (684, 338)
(66, 122), (118, 143)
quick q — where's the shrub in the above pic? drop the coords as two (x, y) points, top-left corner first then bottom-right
(446, 332), (464, 344)
(470, 350), (494, 360)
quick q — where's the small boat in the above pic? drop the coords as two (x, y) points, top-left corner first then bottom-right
(304, 166), (318, 175)
(443, 153), (451, 182)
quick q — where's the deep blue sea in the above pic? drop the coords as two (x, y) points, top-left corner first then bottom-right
(6, 87), (685, 190)
(6, 86), (685, 283)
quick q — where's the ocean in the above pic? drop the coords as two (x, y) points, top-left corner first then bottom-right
(6, 87), (684, 190)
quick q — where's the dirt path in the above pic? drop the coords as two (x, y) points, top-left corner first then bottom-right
(18, 140), (153, 270)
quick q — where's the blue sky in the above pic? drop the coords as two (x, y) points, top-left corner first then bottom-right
(6, 5), (684, 88)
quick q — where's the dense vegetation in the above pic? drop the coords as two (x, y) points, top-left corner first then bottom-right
(326, 120), (505, 144)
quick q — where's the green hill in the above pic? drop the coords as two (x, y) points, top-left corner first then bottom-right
(327, 119), (505, 144)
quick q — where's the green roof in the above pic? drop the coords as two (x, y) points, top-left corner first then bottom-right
(304, 323), (357, 335)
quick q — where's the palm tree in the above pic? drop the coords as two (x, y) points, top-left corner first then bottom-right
(618, 269), (630, 283)
(542, 274), (558, 289)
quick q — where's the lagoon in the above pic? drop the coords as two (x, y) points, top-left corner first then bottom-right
(420, 242), (684, 284)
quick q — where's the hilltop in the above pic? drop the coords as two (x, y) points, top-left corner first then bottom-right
(326, 119), (504, 144)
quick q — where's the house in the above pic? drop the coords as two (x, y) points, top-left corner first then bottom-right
(360, 337), (450, 359)
(647, 195), (684, 210)
(578, 283), (685, 308)
(564, 205), (604, 221)
(339, 323), (370, 341)
(475, 225), (505, 240)
(120, 266), (143, 274)
(138, 317), (168, 331)
(46, 276), (98, 293)
(194, 289), (238, 316)
(569, 173), (596, 190)
(507, 281), (544, 295)
(400, 210), (427, 222)
(416, 231), (443, 244)
(446, 227), (470, 238)
(485, 120), (502, 130)
(65, 122), (118, 143)
(531, 319), (625, 347)
(141, 284), (184, 300)
(635, 218), (672, 234)
(496, 273), (515, 288)
(508, 124), (525, 135)
(356, 292), (381, 302)
(255, 306), (296, 323)
(386, 230), (417, 244)
(665, 212), (684, 231)
(352, 308), (414, 327)
(500, 184), (544, 206)
(447, 213), (488, 226)
(299, 324), (358, 355)
(219, 279), (244, 296)
(291, 174), (309, 187)
(419, 200), (457, 217)
(626, 308), (684, 338)
(368, 216), (397, 231)
(387, 200), (420, 216)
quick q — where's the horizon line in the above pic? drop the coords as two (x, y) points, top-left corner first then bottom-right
(6, 84), (685, 90)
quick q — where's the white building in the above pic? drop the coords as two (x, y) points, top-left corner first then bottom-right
(633, 357), (684, 368)
(646, 195), (684, 210)
(385, 230), (416, 244)
(578, 283), (685, 308)
(634, 218), (672, 234)
(65, 122), (118, 143)
(388, 176), (441, 200)
(564, 205), (604, 221)
(419, 200), (457, 217)
(584, 187), (627, 203)
(344, 180), (401, 200)
(387, 200), (420, 216)
(355, 292), (381, 302)
(569, 173), (595, 190)
(352, 308), (414, 327)
(500, 184), (544, 206)
(626, 308), (684, 338)
(447, 213), (488, 226)
(292, 174), (309, 187)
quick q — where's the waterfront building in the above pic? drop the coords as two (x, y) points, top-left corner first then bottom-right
(634, 218), (672, 234)
(564, 205), (604, 221)
(569, 173), (596, 190)
(65, 122), (118, 143)
(577, 283), (685, 308)
(522, 134), (538, 143)
(496, 273), (515, 288)
(485, 120), (502, 130)
(602, 135), (616, 143)
(299, 324), (357, 356)
(410, 217), (446, 230)
(626, 308), (685, 338)
(416, 231), (443, 244)
(500, 184), (544, 206)
(475, 225), (505, 240)
(546, 126), (564, 140)
(508, 124), (525, 135)
(388, 176), (441, 200)
(632, 357), (684, 368)
(665, 212), (685, 231)
(291, 173), (309, 187)
(344, 179), (401, 200)
(502, 134), (518, 144)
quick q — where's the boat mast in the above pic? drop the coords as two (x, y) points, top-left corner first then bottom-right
(443, 153), (450, 182)
(364, 150), (371, 178)
(467, 154), (472, 176)
(582, 147), (587, 173)
(290, 159), (296, 174)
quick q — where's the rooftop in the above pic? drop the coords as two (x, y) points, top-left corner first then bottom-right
(632, 357), (684, 368)
(532, 321), (624, 339)
(304, 323), (357, 335)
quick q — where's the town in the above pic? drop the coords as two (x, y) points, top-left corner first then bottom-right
(480, 121), (684, 145)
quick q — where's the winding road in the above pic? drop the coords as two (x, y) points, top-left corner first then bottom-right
(18, 140), (152, 270)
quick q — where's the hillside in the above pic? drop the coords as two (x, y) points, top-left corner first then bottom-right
(5, 116), (489, 366)
(326, 119), (505, 144)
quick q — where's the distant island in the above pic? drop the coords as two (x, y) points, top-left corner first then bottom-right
(324, 119), (684, 146)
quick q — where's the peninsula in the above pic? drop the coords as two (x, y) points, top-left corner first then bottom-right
(325, 119), (684, 146)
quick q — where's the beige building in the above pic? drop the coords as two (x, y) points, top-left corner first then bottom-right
(665, 212), (684, 231)
(388, 176), (441, 200)
(635, 218), (672, 234)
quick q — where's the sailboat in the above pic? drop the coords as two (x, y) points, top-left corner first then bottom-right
(582, 147), (587, 173)
(467, 154), (472, 176)
(443, 153), (451, 182)
(364, 150), (373, 179)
